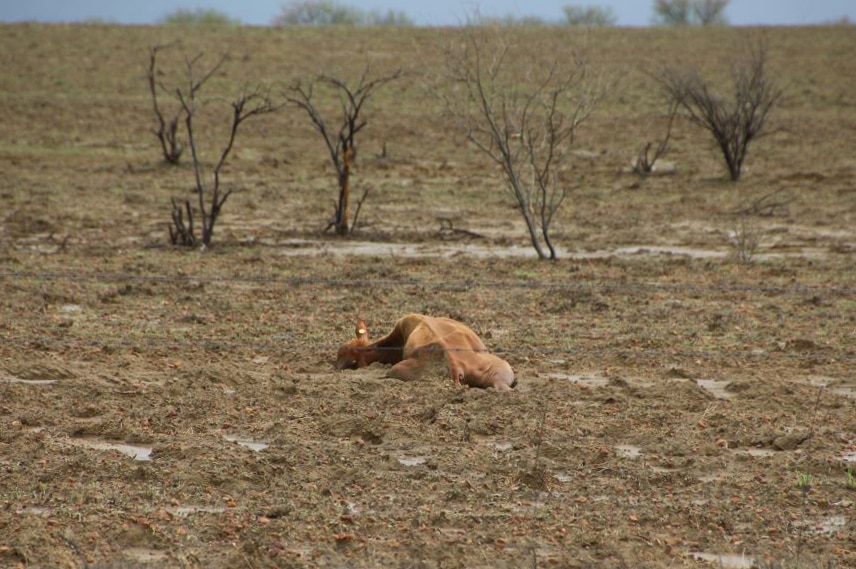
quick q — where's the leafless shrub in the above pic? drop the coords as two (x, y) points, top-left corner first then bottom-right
(146, 43), (186, 164)
(166, 53), (279, 248)
(734, 187), (794, 217)
(729, 214), (760, 264)
(657, 38), (782, 181)
(633, 99), (678, 175)
(728, 187), (793, 263)
(440, 25), (609, 260)
(285, 66), (403, 236)
(515, 405), (551, 489)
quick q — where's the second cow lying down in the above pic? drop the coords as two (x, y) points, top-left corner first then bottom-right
(336, 313), (516, 390)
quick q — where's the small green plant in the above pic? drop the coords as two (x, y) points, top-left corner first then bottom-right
(846, 467), (856, 490)
(796, 472), (813, 494)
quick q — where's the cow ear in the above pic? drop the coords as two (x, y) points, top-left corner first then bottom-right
(355, 319), (368, 341)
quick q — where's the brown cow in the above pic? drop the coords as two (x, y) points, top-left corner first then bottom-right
(336, 314), (516, 390)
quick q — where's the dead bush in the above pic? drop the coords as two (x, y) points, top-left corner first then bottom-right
(157, 51), (278, 248)
(657, 38), (782, 181)
(440, 24), (610, 260)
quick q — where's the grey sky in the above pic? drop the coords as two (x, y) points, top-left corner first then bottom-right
(1, 1), (853, 27)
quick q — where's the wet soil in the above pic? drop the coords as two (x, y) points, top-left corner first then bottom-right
(1, 24), (855, 569)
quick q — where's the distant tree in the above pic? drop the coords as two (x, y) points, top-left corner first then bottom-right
(365, 9), (414, 26)
(272, 1), (362, 25)
(272, 1), (412, 26)
(562, 5), (618, 27)
(653, 0), (729, 26)
(653, 0), (691, 25)
(480, 14), (551, 27)
(692, 0), (729, 25)
(160, 8), (240, 26)
(825, 15), (852, 25)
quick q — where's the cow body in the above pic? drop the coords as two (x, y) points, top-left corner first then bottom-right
(336, 314), (516, 390)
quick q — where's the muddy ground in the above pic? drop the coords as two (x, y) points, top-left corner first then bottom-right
(1, 23), (855, 568)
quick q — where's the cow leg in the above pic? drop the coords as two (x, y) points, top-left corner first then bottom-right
(386, 358), (423, 381)
(446, 358), (465, 386)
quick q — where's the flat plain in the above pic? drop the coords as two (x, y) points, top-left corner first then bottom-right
(1, 23), (855, 568)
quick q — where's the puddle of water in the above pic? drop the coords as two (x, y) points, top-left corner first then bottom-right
(698, 473), (724, 483)
(276, 240), (543, 259)
(803, 376), (856, 399)
(650, 465), (682, 473)
(697, 379), (733, 400)
(1, 376), (58, 385)
(271, 239), (831, 261)
(830, 386), (856, 398)
(733, 448), (777, 458)
(549, 373), (610, 388)
(273, 239), (738, 260)
(168, 505), (227, 516)
(614, 246), (726, 259)
(615, 445), (642, 459)
(223, 435), (269, 452)
(796, 515), (848, 536)
(73, 439), (153, 461)
(397, 455), (428, 466)
(691, 551), (755, 568)
(123, 548), (168, 563)
(17, 507), (51, 516)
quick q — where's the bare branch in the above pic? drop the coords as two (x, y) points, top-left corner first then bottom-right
(634, 98), (678, 175)
(147, 43), (185, 163)
(440, 25), (610, 259)
(285, 66), (403, 235)
(657, 37), (781, 181)
(165, 50), (279, 248)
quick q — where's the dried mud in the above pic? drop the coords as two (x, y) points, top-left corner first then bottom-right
(1, 24), (855, 569)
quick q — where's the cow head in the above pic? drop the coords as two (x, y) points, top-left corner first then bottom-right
(336, 319), (370, 370)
